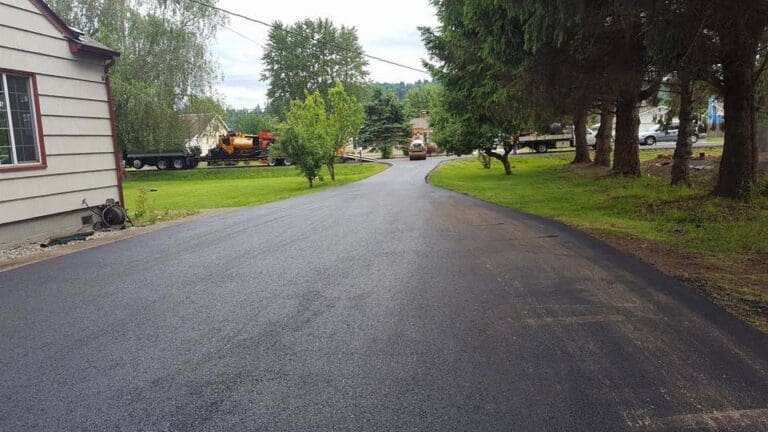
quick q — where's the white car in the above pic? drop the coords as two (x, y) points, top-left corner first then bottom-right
(639, 123), (699, 145)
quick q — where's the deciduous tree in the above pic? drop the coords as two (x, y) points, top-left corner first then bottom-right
(262, 19), (369, 118)
(327, 82), (364, 180)
(272, 92), (329, 188)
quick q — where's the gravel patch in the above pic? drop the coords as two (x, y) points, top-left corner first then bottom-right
(0, 229), (129, 266)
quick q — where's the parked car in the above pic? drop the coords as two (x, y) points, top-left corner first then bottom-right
(639, 123), (699, 145)
(586, 127), (597, 147)
(409, 140), (427, 160)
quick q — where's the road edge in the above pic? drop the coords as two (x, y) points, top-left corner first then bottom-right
(425, 159), (768, 357)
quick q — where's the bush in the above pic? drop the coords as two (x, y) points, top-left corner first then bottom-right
(426, 144), (438, 156)
(477, 152), (492, 169)
(402, 145), (410, 156)
(381, 144), (393, 159)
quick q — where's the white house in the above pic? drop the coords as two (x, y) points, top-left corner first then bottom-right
(0, 0), (122, 247)
(180, 113), (229, 156)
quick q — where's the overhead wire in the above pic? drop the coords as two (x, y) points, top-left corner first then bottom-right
(188, 0), (430, 75)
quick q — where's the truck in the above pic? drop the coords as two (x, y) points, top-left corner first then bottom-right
(123, 131), (289, 170)
(517, 127), (597, 153)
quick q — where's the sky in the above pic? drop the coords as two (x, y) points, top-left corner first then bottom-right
(213, 0), (438, 109)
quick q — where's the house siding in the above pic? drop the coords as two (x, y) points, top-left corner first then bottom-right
(0, 0), (120, 246)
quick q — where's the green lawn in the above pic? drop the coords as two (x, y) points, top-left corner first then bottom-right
(124, 162), (386, 220)
(430, 151), (768, 331)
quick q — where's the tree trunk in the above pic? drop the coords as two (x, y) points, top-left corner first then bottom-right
(572, 105), (591, 164)
(714, 30), (758, 197)
(671, 77), (693, 186)
(612, 94), (641, 176)
(308, 177), (314, 188)
(486, 149), (511, 175)
(327, 160), (336, 181)
(594, 102), (614, 167)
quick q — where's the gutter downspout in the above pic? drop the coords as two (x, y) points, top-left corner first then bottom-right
(103, 58), (125, 207)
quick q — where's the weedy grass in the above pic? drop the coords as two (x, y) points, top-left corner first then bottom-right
(430, 149), (768, 331)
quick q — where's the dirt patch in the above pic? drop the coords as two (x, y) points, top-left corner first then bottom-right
(641, 152), (720, 182)
(595, 232), (768, 333)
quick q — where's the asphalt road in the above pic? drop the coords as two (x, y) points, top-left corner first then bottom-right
(1, 158), (767, 431)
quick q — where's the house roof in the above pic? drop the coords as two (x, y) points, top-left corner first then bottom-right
(179, 113), (229, 140)
(30, 0), (118, 58)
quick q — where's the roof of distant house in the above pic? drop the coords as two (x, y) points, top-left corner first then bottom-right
(179, 113), (228, 140)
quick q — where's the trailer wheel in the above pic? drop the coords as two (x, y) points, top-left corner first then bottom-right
(131, 159), (144, 170)
(282, 158), (292, 166)
(188, 160), (199, 169)
(268, 159), (278, 167)
(535, 143), (549, 153)
(171, 158), (185, 170)
(156, 159), (170, 170)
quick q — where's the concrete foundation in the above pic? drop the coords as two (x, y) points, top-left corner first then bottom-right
(0, 209), (98, 249)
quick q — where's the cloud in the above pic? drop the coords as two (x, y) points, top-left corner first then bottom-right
(213, 0), (437, 108)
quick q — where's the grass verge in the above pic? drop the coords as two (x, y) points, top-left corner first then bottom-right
(430, 150), (768, 332)
(124, 162), (386, 225)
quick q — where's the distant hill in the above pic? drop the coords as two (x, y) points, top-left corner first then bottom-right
(370, 80), (433, 101)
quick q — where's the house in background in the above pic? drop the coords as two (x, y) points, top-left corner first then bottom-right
(179, 113), (229, 156)
(0, 0), (121, 247)
(410, 115), (432, 143)
(707, 97), (725, 132)
(638, 105), (672, 129)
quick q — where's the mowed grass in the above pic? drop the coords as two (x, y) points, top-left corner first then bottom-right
(123, 162), (386, 213)
(430, 150), (768, 330)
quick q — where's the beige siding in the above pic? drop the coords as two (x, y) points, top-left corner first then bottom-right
(0, 2), (61, 38)
(0, 46), (104, 82)
(0, 170), (117, 203)
(0, 0), (120, 229)
(45, 136), (115, 155)
(41, 116), (112, 136)
(0, 186), (120, 225)
(0, 153), (117, 179)
(37, 76), (109, 101)
(1, 0), (40, 12)
(38, 96), (111, 119)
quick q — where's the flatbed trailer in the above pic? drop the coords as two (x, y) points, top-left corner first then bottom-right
(518, 133), (574, 153)
(123, 131), (289, 170)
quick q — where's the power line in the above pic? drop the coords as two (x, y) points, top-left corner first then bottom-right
(225, 26), (267, 50)
(189, 0), (430, 75)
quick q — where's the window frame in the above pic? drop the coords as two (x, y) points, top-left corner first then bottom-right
(0, 69), (47, 172)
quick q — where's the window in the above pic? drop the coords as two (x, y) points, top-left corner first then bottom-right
(0, 73), (41, 166)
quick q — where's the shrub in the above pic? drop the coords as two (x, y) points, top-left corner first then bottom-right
(133, 187), (150, 219)
(426, 144), (438, 156)
(381, 144), (393, 159)
(477, 152), (492, 169)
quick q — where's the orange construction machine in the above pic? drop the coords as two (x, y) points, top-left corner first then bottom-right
(208, 131), (290, 166)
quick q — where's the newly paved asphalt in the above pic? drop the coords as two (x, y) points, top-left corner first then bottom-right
(1, 158), (767, 431)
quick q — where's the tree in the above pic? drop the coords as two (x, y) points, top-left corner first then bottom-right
(421, 0), (533, 175)
(49, 0), (226, 153)
(227, 109), (277, 134)
(183, 95), (226, 118)
(403, 83), (441, 119)
(358, 89), (410, 155)
(327, 82), (364, 180)
(708, 1), (768, 197)
(261, 18), (369, 118)
(272, 92), (329, 188)
(593, 102), (615, 167)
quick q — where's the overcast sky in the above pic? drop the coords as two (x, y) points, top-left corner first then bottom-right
(213, 0), (438, 109)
